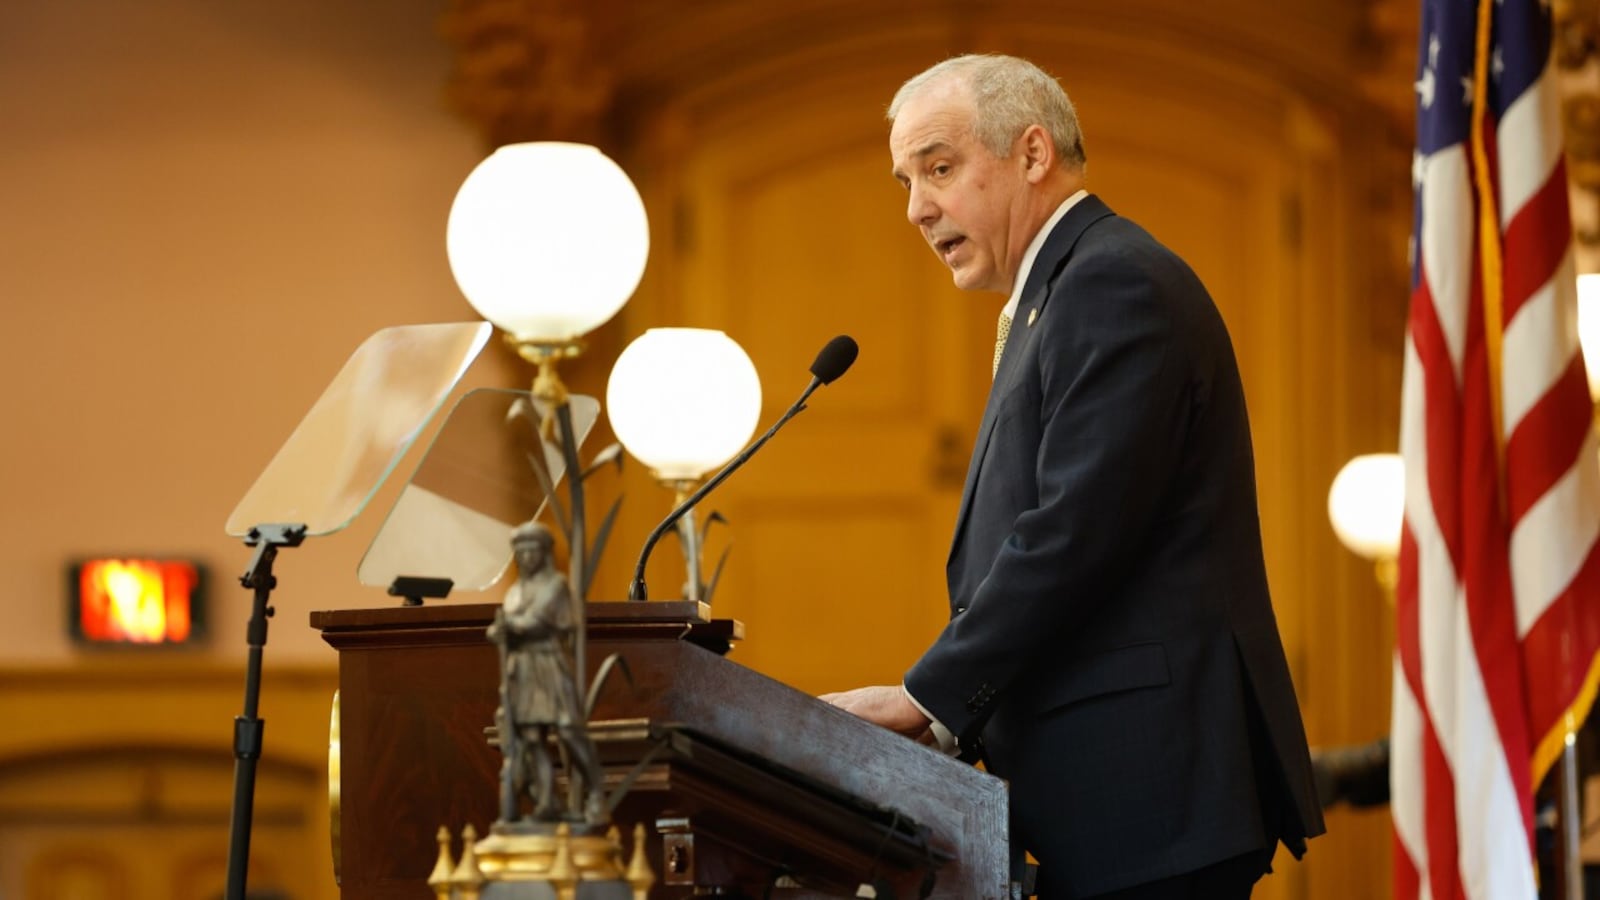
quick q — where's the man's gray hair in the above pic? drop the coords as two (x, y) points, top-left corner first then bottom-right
(888, 54), (1086, 168)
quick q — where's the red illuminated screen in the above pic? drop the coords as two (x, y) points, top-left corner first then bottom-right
(76, 559), (200, 644)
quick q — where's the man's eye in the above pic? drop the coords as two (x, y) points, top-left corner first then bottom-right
(932, 164), (952, 178)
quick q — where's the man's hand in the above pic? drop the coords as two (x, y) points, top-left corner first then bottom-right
(819, 685), (931, 740)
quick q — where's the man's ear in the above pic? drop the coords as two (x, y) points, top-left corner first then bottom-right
(1019, 124), (1055, 184)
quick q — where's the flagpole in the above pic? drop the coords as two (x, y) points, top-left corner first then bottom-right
(1558, 731), (1583, 900)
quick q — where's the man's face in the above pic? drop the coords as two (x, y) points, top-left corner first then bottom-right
(890, 81), (1029, 294)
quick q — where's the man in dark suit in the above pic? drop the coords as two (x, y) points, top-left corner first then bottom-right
(821, 54), (1325, 898)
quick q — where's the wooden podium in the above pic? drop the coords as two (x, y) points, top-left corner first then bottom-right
(312, 601), (1011, 899)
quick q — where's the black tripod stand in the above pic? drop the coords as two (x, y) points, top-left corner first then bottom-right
(225, 523), (306, 900)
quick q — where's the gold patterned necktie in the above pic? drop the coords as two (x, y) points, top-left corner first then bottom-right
(992, 310), (1012, 379)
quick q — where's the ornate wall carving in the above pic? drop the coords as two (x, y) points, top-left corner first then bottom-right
(1556, 0), (1600, 265)
(440, 0), (619, 147)
(1359, 0), (1422, 138)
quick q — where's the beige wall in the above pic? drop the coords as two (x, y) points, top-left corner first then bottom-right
(0, 0), (494, 666)
(0, 2), (491, 896)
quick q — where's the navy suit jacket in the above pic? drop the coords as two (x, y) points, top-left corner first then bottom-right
(904, 195), (1325, 897)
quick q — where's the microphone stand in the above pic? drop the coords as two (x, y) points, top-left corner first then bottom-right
(628, 377), (824, 601)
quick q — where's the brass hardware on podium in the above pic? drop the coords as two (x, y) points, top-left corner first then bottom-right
(430, 819), (655, 900)
(658, 817), (696, 886)
(328, 690), (341, 882)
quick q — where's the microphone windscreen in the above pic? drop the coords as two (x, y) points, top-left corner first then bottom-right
(809, 335), (859, 385)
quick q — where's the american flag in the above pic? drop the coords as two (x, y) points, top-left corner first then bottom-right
(1395, 0), (1600, 895)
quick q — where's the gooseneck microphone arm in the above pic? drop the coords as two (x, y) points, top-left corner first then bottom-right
(628, 334), (858, 602)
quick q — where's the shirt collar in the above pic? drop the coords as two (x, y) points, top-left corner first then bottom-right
(1001, 189), (1087, 319)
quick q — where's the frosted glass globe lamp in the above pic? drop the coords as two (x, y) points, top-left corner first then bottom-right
(1577, 274), (1600, 406)
(606, 329), (762, 603)
(606, 328), (763, 486)
(447, 141), (649, 401)
(1328, 453), (1405, 593)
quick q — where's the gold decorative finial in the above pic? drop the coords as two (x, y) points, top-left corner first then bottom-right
(429, 826), (456, 900)
(549, 822), (579, 900)
(626, 822), (656, 900)
(450, 824), (485, 900)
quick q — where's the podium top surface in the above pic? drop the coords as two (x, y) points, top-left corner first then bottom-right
(310, 600), (742, 652)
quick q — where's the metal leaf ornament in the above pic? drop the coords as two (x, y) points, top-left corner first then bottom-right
(504, 394), (625, 601)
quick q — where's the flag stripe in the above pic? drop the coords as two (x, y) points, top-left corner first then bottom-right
(1423, 720), (1463, 900)
(1400, 332), (1467, 899)
(1394, 660), (1431, 897)
(1394, 828), (1426, 900)
(1500, 176), (1572, 328)
(1413, 277), (1467, 570)
(1496, 69), (1565, 233)
(1510, 423), (1600, 636)
(1523, 534), (1600, 780)
(1500, 260), (1578, 451)
(1420, 147), (1476, 382)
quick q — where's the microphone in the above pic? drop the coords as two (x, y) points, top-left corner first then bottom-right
(808, 334), (858, 385)
(627, 335), (859, 601)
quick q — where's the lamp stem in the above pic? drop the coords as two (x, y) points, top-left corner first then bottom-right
(533, 355), (568, 408)
(550, 395), (587, 696)
(1374, 556), (1398, 605)
(667, 481), (705, 605)
(677, 507), (703, 605)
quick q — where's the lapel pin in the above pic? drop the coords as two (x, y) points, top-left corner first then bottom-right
(1027, 307), (1038, 327)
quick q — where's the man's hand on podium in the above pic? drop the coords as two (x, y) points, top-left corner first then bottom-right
(820, 685), (933, 744)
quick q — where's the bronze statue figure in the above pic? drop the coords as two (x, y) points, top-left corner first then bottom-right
(488, 520), (605, 826)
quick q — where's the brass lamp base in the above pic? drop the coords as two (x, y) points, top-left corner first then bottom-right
(506, 335), (586, 407)
(1374, 556), (1398, 599)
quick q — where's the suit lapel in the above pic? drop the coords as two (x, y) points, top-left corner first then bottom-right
(946, 194), (1117, 567)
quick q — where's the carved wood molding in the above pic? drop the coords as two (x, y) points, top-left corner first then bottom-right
(1357, 0), (1421, 139)
(1556, 0), (1600, 188)
(1554, 0), (1600, 261)
(439, 0), (619, 148)
(439, 0), (1400, 150)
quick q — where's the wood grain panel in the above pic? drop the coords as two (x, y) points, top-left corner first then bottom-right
(715, 501), (949, 696)
(721, 140), (934, 418)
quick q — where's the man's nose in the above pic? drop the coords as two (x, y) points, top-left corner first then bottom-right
(906, 184), (937, 226)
